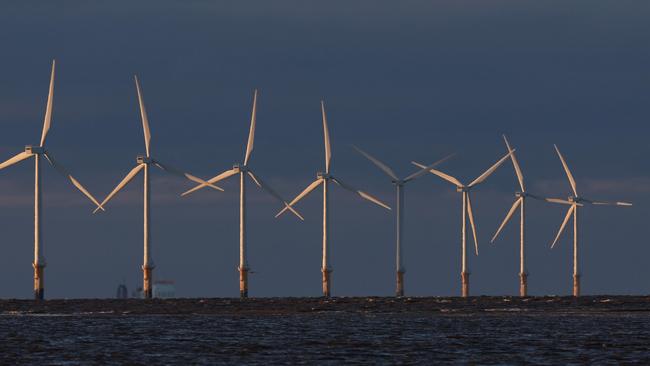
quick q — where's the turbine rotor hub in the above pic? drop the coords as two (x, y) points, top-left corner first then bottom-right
(234, 163), (248, 172)
(25, 146), (45, 155)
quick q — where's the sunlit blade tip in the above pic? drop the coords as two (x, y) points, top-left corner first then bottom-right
(40, 60), (56, 147)
(491, 197), (522, 244)
(243, 89), (258, 165)
(551, 205), (575, 248)
(321, 100), (332, 174)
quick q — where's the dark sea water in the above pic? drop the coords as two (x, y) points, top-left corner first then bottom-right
(1, 296), (650, 364)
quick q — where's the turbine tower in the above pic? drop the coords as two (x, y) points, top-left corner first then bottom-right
(181, 89), (304, 298)
(0, 60), (104, 299)
(413, 150), (513, 297)
(352, 145), (453, 297)
(490, 135), (560, 296)
(547, 144), (632, 297)
(276, 101), (391, 297)
(95, 75), (223, 299)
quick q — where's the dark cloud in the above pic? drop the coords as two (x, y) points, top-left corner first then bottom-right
(0, 1), (647, 298)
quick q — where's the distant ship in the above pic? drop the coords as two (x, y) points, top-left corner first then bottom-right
(128, 280), (176, 299)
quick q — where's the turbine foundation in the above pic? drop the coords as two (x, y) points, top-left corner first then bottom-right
(33, 263), (45, 300)
(142, 266), (153, 299)
(519, 272), (528, 297)
(396, 271), (404, 297)
(239, 267), (248, 298)
(573, 274), (580, 297)
(322, 268), (331, 297)
(461, 271), (470, 298)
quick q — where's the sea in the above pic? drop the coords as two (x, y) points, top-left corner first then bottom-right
(1, 296), (649, 364)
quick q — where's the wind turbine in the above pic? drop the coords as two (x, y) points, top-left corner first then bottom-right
(547, 144), (632, 297)
(181, 89), (304, 298)
(413, 149), (513, 297)
(0, 60), (104, 299)
(352, 145), (454, 297)
(276, 100), (391, 297)
(490, 135), (561, 296)
(95, 75), (223, 299)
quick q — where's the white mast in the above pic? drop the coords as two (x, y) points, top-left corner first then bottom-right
(353, 146), (451, 297)
(414, 149), (513, 297)
(548, 144), (631, 297)
(277, 101), (391, 297)
(97, 75), (222, 299)
(181, 89), (303, 298)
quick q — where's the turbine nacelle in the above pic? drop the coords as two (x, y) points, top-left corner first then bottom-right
(25, 146), (45, 155)
(317, 172), (331, 180)
(136, 156), (153, 164)
(456, 186), (469, 193)
(233, 163), (248, 172)
(568, 196), (582, 204)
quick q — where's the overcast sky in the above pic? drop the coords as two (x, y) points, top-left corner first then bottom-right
(0, 1), (648, 298)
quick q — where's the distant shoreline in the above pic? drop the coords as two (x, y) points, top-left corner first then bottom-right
(2, 296), (650, 315)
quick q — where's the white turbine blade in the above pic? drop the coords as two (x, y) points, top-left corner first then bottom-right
(403, 154), (455, 183)
(411, 161), (463, 188)
(134, 75), (152, 157)
(321, 100), (332, 174)
(503, 135), (525, 192)
(243, 89), (258, 166)
(554, 144), (578, 196)
(94, 164), (145, 213)
(0, 151), (33, 171)
(545, 197), (576, 206)
(153, 160), (224, 191)
(247, 170), (304, 221)
(40, 60), (56, 147)
(468, 150), (515, 188)
(332, 177), (391, 210)
(352, 145), (398, 181)
(551, 204), (576, 248)
(583, 198), (633, 207)
(275, 179), (323, 218)
(491, 197), (522, 243)
(466, 193), (479, 255)
(44, 152), (104, 211)
(181, 168), (238, 197)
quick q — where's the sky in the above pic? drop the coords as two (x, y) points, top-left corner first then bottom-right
(0, 1), (648, 298)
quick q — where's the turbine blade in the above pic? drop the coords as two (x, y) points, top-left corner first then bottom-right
(44, 152), (104, 211)
(411, 161), (463, 187)
(275, 179), (323, 218)
(247, 170), (304, 221)
(352, 145), (398, 181)
(134, 75), (152, 157)
(332, 177), (391, 210)
(181, 168), (238, 196)
(403, 154), (455, 183)
(583, 198), (633, 206)
(0, 151), (33, 171)
(551, 205), (576, 248)
(94, 164), (145, 213)
(546, 197), (576, 206)
(554, 144), (578, 196)
(40, 60), (56, 147)
(466, 193), (479, 255)
(468, 149), (515, 188)
(503, 135), (525, 192)
(491, 197), (522, 243)
(321, 100), (332, 174)
(243, 89), (258, 166)
(153, 160), (224, 191)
